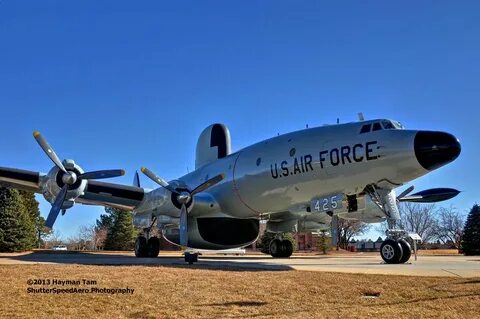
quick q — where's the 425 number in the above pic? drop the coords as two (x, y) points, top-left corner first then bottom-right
(311, 194), (342, 212)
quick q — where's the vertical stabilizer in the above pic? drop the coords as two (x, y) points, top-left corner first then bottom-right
(195, 124), (231, 169)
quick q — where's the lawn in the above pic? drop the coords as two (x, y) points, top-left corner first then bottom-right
(0, 265), (478, 319)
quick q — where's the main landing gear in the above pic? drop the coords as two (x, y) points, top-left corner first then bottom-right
(269, 236), (294, 258)
(380, 231), (412, 264)
(135, 217), (160, 258)
(135, 236), (160, 258)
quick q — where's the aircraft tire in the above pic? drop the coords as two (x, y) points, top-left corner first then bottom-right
(380, 239), (403, 264)
(269, 239), (283, 258)
(281, 240), (293, 258)
(147, 237), (160, 258)
(398, 239), (412, 264)
(135, 236), (148, 258)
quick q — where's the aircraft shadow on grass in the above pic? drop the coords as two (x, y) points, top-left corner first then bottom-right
(0, 251), (296, 272)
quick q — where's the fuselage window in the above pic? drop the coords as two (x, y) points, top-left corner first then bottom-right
(372, 122), (382, 131)
(360, 124), (371, 134)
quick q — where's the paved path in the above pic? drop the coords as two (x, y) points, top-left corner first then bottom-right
(0, 251), (479, 277)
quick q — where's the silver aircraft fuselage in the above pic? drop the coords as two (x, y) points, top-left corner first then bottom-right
(135, 119), (459, 221)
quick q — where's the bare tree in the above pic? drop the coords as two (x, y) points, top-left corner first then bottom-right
(78, 225), (96, 250)
(44, 230), (63, 248)
(94, 227), (108, 251)
(434, 206), (464, 249)
(399, 202), (437, 243)
(336, 218), (370, 249)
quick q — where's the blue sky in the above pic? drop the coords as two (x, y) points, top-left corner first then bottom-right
(0, 1), (478, 239)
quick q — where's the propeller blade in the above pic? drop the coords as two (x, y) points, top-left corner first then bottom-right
(140, 167), (177, 194)
(45, 185), (68, 228)
(179, 204), (188, 246)
(191, 173), (225, 195)
(397, 185), (415, 200)
(79, 169), (125, 180)
(33, 131), (67, 173)
(133, 170), (141, 187)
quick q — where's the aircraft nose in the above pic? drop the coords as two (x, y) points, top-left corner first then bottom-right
(414, 131), (461, 171)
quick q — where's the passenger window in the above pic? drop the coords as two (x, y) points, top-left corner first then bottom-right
(372, 122), (382, 131)
(360, 124), (371, 134)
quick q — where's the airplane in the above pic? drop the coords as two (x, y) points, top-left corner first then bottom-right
(0, 117), (461, 264)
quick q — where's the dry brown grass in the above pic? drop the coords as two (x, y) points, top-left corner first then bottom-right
(0, 264), (478, 319)
(417, 249), (461, 256)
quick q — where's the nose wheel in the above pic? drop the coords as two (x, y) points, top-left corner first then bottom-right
(380, 238), (412, 264)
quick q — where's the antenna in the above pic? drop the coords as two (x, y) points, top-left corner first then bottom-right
(357, 112), (365, 121)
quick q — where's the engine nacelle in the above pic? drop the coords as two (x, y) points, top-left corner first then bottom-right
(163, 216), (260, 249)
(42, 160), (87, 209)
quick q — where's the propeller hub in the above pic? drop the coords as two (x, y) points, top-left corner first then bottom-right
(177, 191), (191, 205)
(62, 171), (77, 185)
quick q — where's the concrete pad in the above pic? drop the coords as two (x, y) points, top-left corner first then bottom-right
(0, 251), (479, 277)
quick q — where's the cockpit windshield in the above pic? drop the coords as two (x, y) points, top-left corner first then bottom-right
(382, 120), (395, 129)
(360, 120), (405, 134)
(382, 120), (405, 130)
(392, 120), (404, 129)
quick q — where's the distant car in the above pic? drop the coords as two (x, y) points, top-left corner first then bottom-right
(52, 245), (67, 251)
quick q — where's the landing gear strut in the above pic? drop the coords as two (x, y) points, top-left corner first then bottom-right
(364, 186), (414, 264)
(135, 217), (160, 258)
(269, 235), (294, 258)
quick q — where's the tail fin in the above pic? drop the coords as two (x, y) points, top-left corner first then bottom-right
(133, 170), (141, 187)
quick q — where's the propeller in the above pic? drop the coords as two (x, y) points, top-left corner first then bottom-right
(141, 166), (224, 246)
(33, 131), (126, 228)
(396, 185), (415, 201)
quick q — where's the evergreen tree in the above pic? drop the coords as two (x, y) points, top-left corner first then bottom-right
(35, 216), (52, 249)
(96, 212), (114, 230)
(18, 190), (45, 248)
(0, 187), (36, 252)
(461, 204), (480, 255)
(100, 207), (136, 251)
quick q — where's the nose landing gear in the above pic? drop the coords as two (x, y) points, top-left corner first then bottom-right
(380, 230), (415, 264)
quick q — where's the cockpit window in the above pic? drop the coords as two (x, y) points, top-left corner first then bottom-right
(360, 124), (371, 134)
(372, 122), (382, 131)
(382, 120), (395, 129)
(392, 121), (404, 129)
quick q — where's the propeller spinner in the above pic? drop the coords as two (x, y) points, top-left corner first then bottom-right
(33, 131), (125, 228)
(140, 166), (224, 246)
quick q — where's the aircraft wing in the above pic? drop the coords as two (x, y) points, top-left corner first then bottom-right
(0, 166), (145, 211)
(0, 167), (42, 193)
